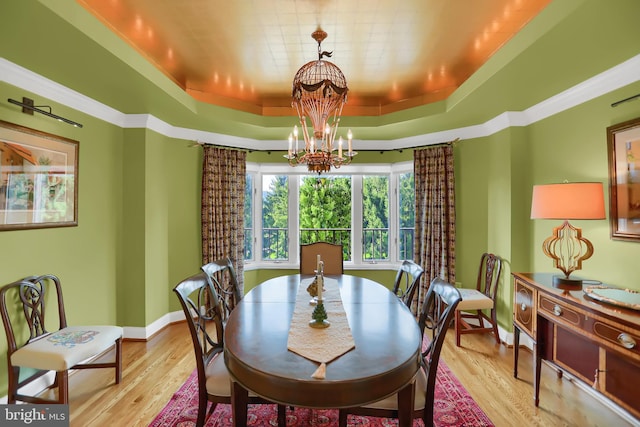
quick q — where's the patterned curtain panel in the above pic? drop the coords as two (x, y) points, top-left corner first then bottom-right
(201, 146), (246, 295)
(413, 145), (456, 315)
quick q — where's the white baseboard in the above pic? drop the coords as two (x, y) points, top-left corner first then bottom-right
(499, 326), (534, 351)
(122, 310), (185, 340)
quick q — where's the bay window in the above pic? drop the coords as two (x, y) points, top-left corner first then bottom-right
(245, 162), (413, 267)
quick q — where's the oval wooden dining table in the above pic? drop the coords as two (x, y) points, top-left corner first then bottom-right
(224, 274), (422, 427)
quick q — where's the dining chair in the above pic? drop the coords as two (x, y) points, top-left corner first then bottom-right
(300, 242), (344, 275)
(455, 252), (502, 347)
(338, 277), (462, 427)
(173, 272), (286, 427)
(0, 274), (123, 404)
(200, 257), (242, 322)
(392, 260), (425, 309)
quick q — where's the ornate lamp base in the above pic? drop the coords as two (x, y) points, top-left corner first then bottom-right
(542, 220), (594, 281)
(552, 275), (583, 290)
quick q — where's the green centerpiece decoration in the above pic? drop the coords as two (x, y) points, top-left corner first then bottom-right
(310, 300), (329, 328)
(309, 261), (330, 328)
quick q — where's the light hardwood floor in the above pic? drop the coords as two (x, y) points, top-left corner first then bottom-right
(67, 322), (638, 427)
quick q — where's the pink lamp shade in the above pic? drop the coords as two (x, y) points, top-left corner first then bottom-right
(530, 182), (605, 220)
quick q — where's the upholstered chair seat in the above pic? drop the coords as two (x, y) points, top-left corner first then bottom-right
(11, 325), (123, 372)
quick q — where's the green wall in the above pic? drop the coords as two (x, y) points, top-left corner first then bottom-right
(1, 0), (640, 398)
(0, 86), (124, 328)
(119, 129), (203, 326)
(528, 81), (640, 286)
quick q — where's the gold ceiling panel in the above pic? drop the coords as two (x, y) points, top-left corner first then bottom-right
(77, 0), (551, 115)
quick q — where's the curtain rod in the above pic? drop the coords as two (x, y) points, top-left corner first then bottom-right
(192, 141), (252, 152)
(194, 138), (459, 153)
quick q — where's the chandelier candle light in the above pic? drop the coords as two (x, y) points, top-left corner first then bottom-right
(530, 182), (606, 289)
(285, 28), (356, 173)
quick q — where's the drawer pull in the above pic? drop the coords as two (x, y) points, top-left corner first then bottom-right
(553, 304), (563, 316)
(521, 303), (527, 312)
(617, 333), (636, 349)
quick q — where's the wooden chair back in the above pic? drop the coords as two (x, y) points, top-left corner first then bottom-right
(201, 257), (242, 321)
(392, 260), (425, 308)
(173, 272), (225, 383)
(477, 252), (502, 299)
(418, 278), (462, 425)
(300, 242), (344, 275)
(1, 275), (66, 353)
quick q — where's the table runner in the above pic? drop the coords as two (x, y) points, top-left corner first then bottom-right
(287, 277), (355, 379)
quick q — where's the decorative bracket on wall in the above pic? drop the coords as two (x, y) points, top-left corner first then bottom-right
(7, 97), (83, 128)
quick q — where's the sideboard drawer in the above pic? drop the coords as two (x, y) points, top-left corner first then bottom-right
(538, 294), (584, 331)
(592, 320), (640, 360)
(514, 278), (535, 337)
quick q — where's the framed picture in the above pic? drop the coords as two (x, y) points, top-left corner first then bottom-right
(0, 120), (78, 230)
(607, 117), (640, 241)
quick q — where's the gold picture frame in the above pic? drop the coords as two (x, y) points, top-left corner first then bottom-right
(0, 120), (78, 230)
(607, 117), (640, 241)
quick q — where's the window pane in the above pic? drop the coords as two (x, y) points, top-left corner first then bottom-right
(262, 175), (289, 260)
(299, 176), (352, 261)
(244, 174), (253, 260)
(398, 172), (415, 260)
(362, 175), (389, 261)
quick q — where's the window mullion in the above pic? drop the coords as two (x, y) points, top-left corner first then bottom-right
(352, 175), (363, 264)
(289, 175), (300, 264)
(390, 173), (399, 263)
(255, 172), (264, 262)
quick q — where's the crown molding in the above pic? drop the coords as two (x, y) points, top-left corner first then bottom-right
(2, 54), (639, 151)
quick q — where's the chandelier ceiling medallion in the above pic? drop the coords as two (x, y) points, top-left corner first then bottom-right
(285, 28), (356, 173)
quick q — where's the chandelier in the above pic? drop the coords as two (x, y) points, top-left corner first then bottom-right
(285, 28), (356, 173)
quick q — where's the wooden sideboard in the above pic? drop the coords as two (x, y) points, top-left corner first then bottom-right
(512, 272), (640, 420)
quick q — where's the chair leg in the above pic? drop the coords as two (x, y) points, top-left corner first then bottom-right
(8, 366), (19, 404)
(491, 309), (500, 344)
(455, 310), (461, 347)
(277, 404), (287, 426)
(59, 371), (69, 404)
(207, 401), (216, 417)
(423, 410), (435, 427)
(338, 410), (348, 427)
(196, 394), (208, 427)
(115, 337), (122, 383)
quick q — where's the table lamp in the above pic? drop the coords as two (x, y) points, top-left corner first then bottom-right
(530, 182), (605, 289)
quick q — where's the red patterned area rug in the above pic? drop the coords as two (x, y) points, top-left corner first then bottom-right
(149, 358), (493, 427)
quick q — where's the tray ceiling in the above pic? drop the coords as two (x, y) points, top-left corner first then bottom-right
(77, 0), (551, 116)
